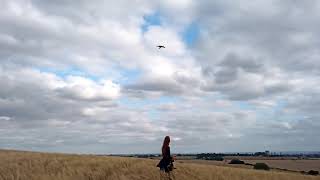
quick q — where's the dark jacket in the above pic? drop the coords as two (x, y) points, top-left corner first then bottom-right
(157, 146), (174, 172)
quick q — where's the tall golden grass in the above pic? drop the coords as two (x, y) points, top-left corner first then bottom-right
(0, 150), (319, 180)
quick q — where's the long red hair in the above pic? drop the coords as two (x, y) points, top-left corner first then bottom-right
(162, 136), (170, 157)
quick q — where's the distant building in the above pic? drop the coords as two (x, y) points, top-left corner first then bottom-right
(265, 151), (270, 156)
(254, 151), (270, 157)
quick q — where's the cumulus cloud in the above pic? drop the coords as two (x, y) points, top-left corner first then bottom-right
(200, 53), (292, 100)
(0, 0), (319, 153)
(0, 67), (120, 122)
(58, 77), (120, 101)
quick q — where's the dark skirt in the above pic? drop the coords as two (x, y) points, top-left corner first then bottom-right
(157, 158), (173, 172)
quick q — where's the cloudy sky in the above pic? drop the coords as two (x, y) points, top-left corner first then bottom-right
(0, 0), (319, 154)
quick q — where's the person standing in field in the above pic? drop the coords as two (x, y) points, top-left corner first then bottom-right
(157, 136), (175, 179)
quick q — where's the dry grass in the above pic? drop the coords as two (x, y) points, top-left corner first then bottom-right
(0, 150), (319, 180)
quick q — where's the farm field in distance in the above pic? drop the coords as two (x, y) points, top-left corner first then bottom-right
(178, 158), (320, 172)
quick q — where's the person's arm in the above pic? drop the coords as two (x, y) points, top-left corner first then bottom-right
(168, 147), (174, 161)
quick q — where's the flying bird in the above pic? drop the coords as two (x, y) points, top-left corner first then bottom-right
(157, 45), (165, 49)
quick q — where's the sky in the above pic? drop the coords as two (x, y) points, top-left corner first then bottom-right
(0, 0), (320, 154)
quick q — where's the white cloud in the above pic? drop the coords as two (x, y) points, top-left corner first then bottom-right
(0, 0), (320, 153)
(60, 77), (120, 101)
(0, 116), (11, 121)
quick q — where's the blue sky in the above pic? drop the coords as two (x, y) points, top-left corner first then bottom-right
(142, 12), (162, 32)
(182, 22), (200, 46)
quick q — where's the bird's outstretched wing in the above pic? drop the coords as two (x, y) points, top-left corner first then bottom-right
(157, 45), (165, 49)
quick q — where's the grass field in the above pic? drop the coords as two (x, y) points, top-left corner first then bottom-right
(177, 159), (320, 172)
(0, 150), (319, 180)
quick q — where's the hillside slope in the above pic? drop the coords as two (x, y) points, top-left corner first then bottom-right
(0, 150), (319, 180)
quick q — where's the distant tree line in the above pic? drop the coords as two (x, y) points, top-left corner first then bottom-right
(111, 152), (320, 159)
(196, 153), (224, 161)
(194, 152), (320, 158)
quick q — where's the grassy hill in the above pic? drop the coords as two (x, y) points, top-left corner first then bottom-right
(0, 150), (319, 180)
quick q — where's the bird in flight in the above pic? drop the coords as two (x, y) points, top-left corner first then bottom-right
(157, 45), (165, 49)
